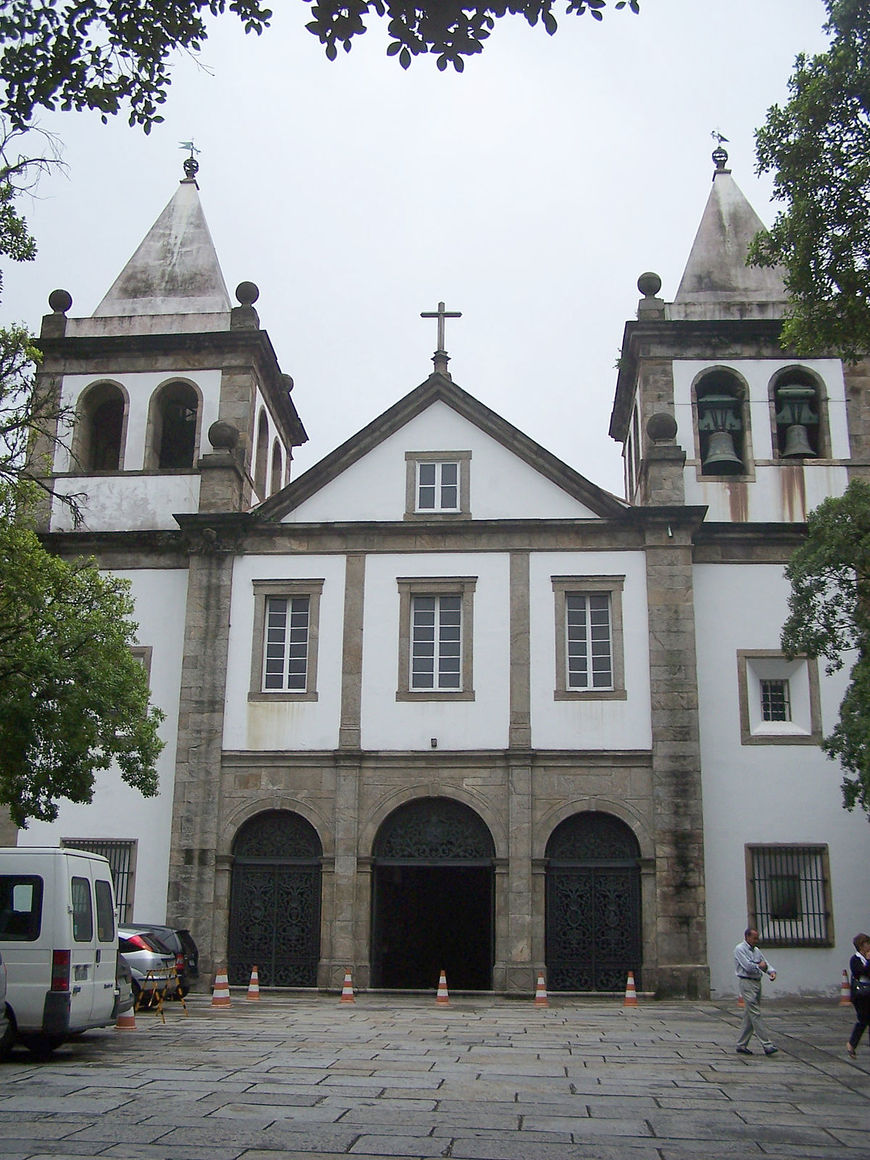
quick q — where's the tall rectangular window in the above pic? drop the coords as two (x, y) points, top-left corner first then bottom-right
(411, 594), (462, 690)
(249, 579), (323, 702)
(552, 576), (626, 701)
(264, 595), (310, 691)
(63, 839), (136, 923)
(566, 592), (613, 690)
(747, 844), (832, 946)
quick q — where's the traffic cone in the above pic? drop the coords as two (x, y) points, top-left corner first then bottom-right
(246, 965), (260, 1001)
(211, 967), (232, 1008)
(534, 973), (549, 1008)
(340, 969), (355, 1003)
(840, 969), (851, 1006)
(737, 993), (745, 1009)
(436, 969), (450, 1005)
(623, 970), (639, 1007)
(115, 1008), (136, 1031)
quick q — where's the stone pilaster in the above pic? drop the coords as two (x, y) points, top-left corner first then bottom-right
(642, 510), (710, 999)
(166, 535), (235, 982)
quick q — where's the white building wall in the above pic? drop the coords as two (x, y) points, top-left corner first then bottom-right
(18, 568), (189, 923)
(225, 555), (347, 751)
(529, 551), (652, 750)
(284, 402), (601, 524)
(673, 359), (850, 522)
(361, 552), (511, 751)
(693, 561), (865, 997)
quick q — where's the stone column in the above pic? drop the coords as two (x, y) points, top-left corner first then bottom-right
(643, 510), (709, 998)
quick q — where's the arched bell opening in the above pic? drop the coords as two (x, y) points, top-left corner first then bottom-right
(227, 809), (322, 987)
(370, 796), (495, 990)
(770, 367), (827, 459)
(694, 369), (750, 476)
(545, 811), (642, 992)
(74, 381), (127, 472)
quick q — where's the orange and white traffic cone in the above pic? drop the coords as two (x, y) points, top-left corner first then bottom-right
(340, 969), (355, 1003)
(436, 969), (450, 1005)
(115, 1008), (136, 1031)
(623, 970), (639, 1007)
(247, 965), (261, 1001)
(534, 973), (549, 1008)
(840, 969), (851, 1006)
(737, 993), (745, 1009)
(211, 967), (232, 1008)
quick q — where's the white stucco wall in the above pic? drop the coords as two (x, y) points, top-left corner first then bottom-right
(693, 561), (865, 997)
(283, 402), (603, 524)
(18, 567), (189, 923)
(673, 359), (851, 522)
(224, 555), (347, 751)
(529, 550), (652, 750)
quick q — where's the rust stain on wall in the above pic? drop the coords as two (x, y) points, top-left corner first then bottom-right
(726, 480), (748, 523)
(778, 463), (806, 523)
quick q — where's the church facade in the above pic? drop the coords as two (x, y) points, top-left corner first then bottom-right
(16, 150), (869, 999)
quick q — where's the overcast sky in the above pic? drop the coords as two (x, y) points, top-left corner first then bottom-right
(0, 0), (830, 496)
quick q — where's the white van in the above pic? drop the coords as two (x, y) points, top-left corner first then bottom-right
(0, 847), (120, 1056)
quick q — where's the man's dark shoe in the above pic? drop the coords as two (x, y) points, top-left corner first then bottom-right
(763, 1046), (779, 1056)
(736, 1046), (753, 1055)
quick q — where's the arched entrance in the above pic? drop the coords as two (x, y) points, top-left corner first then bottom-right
(227, 810), (322, 987)
(371, 797), (495, 990)
(545, 811), (642, 991)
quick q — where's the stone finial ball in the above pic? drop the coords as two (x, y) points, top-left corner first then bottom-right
(235, 281), (260, 306)
(637, 271), (662, 298)
(281, 373), (295, 393)
(48, 288), (73, 314)
(646, 412), (678, 443)
(208, 420), (239, 450)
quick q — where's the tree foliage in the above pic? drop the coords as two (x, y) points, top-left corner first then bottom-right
(781, 478), (870, 816)
(0, 488), (163, 828)
(751, 0), (870, 362)
(0, 0), (639, 133)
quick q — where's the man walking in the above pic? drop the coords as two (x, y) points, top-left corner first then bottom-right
(734, 927), (778, 1056)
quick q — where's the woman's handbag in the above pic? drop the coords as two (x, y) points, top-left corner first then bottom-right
(854, 975), (870, 997)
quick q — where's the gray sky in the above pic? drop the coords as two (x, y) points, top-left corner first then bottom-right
(1, 0), (829, 496)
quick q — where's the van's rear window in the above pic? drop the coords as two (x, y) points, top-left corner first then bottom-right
(0, 875), (43, 941)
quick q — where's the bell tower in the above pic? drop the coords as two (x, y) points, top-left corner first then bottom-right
(32, 156), (306, 533)
(609, 147), (853, 522)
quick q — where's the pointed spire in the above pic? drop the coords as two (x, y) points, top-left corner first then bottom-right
(93, 158), (231, 318)
(671, 146), (787, 319)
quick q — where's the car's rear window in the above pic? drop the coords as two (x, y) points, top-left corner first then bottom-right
(0, 875), (43, 941)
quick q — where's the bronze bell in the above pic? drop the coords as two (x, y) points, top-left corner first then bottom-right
(702, 430), (743, 474)
(781, 423), (815, 458)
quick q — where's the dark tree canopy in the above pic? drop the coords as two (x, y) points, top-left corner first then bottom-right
(751, 0), (870, 361)
(781, 478), (870, 817)
(0, 0), (639, 132)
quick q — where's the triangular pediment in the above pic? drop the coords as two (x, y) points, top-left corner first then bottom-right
(254, 374), (626, 524)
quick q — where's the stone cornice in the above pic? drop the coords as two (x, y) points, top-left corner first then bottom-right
(692, 521), (807, 563)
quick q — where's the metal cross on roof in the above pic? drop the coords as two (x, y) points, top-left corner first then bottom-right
(421, 301), (462, 353)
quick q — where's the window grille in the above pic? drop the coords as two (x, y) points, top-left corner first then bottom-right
(748, 845), (830, 946)
(62, 839), (136, 923)
(761, 678), (791, 722)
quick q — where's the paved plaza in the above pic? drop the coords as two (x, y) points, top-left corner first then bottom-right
(0, 992), (869, 1160)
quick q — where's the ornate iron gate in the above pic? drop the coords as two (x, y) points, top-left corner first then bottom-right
(228, 810), (322, 987)
(545, 812), (642, 992)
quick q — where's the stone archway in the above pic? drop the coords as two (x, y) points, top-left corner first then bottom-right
(545, 811), (642, 991)
(227, 810), (322, 987)
(370, 797), (495, 990)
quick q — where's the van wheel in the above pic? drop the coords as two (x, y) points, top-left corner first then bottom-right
(22, 1034), (64, 1059)
(0, 1008), (15, 1061)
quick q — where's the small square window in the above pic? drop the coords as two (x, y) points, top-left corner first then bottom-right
(737, 652), (821, 744)
(405, 451), (471, 519)
(249, 579), (323, 702)
(760, 678), (791, 722)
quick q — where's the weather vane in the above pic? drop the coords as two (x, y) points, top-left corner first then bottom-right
(179, 140), (201, 180)
(710, 129), (729, 171)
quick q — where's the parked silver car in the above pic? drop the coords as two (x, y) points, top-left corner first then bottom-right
(118, 927), (178, 1005)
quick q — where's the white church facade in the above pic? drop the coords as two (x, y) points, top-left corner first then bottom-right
(14, 148), (869, 999)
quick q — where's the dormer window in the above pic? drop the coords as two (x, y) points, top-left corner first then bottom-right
(404, 451), (471, 519)
(771, 369), (826, 459)
(694, 370), (751, 477)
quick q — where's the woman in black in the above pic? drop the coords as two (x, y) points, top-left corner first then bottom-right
(847, 932), (870, 1058)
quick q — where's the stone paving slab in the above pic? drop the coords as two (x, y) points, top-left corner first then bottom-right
(0, 994), (867, 1159)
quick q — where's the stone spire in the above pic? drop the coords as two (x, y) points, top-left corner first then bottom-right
(93, 159), (231, 318)
(670, 146), (787, 320)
